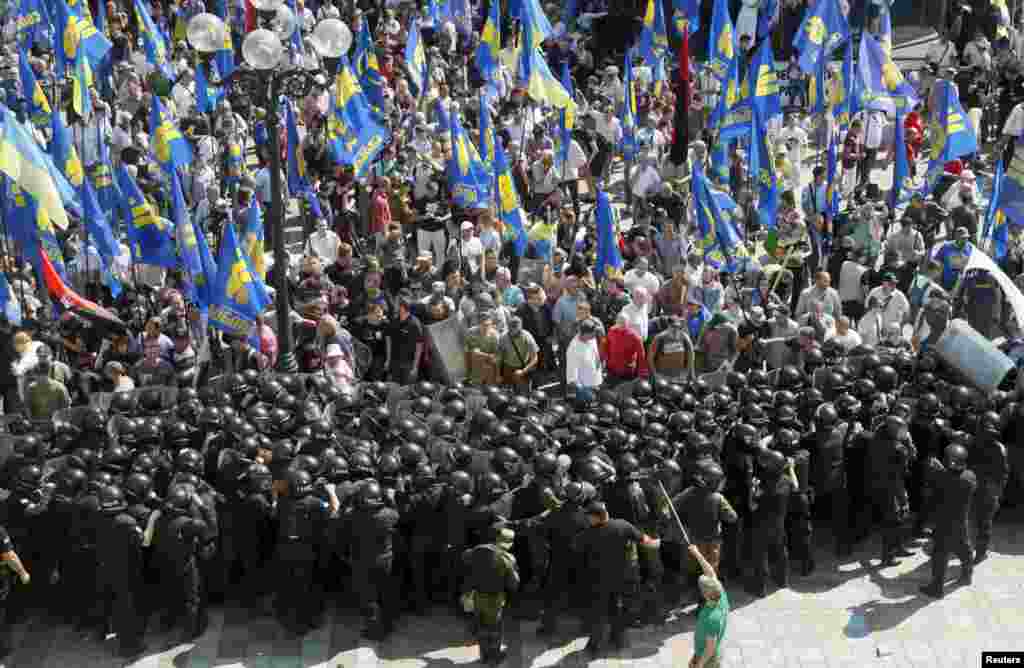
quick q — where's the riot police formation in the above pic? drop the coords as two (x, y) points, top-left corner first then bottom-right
(0, 357), (1020, 664)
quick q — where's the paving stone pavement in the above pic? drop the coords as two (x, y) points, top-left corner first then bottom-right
(5, 507), (1024, 668)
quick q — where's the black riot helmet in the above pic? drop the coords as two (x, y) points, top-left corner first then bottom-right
(944, 443), (968, 471)
(449, 469), (475, 495)
(667, 411), (695, 436)
(123, 472), (154, 502)
(757, 448), (787, 477)
(479, 471), (509, 498)
(979, 410), (1001, 435)
(814, 403), (839, 428)
(356, 479), (384, 508)
(564, 480), (597, 505)
(533, 451), (559, 477)
(694, 460), (725, 490)
(98, 485), (128, 514)
(777, 365), (804, 390)
(882, 415), (909, 441)
(632, 379), (654, 405)
(615, 453), (641, 478)
(873, 365), (899, 393)
(285, 469), (314, 497)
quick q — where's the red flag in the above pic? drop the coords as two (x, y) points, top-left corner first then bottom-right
(245, 0), (257, 33)
(39, 252), (127, 332)
(670, 29), (691, 165)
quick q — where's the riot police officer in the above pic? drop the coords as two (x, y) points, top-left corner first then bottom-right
(406, 463), (447, 613)
(969, 412), (1009, 563)
(151, 485), (211, 641)
(344, 480), (401, 640)
(748, 449), (797, 597)
(533, 481), (594, 636)
(233, 463), (276, 610)
(672, 460), (737, 595)
(275, 469), (333, 634)
(920, 444), (976, 598)
(94, 485), (147, 657)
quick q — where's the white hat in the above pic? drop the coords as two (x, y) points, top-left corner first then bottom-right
(461, 221), (474, 231)
(325, 343), (343, 358)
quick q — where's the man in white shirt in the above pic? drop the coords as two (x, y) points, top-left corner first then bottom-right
(778, 113), (808, 170)
(826, 316), (863, 351)
(630, 152), (663, 202)
(619, 286), (651, 341)
(305, 219), (341, 266)
(865, 270), (910, 329)
(566, 319), (603, 402)
(623, 257), (661, 296)
(862, 110), (886, 186)
(962, 30), (992, 70)
(451, 221), (484, 275)
(795, 271), (843, 320)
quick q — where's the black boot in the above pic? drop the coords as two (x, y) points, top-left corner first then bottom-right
(919, 582), (944, 598)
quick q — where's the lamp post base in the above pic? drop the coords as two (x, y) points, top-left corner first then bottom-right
(276, 351), (299, 374)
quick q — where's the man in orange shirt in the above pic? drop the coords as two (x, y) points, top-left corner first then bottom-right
(603, 313), (649, 384)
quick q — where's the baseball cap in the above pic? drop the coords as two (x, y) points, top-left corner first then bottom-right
(461, 221), (474, 231)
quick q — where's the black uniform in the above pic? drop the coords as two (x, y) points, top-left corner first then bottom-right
(809, 421), (853, 555)
(534, 500), (590, 634)
(968, 437), (1009, 560)
(94, 511), (146, 654)
(344, 502), (402, 638)
(924, 464), (977, 595)
(864, 434), (911, 564)
(275, 493), (330, 633)
(0, 527), (17, 658)
(749, 473), (793, 595)
(571, 517), (647, 652)
(405, 480), (447, 611)
(151, 502), (209, 639)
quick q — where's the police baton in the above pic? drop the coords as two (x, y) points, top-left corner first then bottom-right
(656, 480), (691, 546)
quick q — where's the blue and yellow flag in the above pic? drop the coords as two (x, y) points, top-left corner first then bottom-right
(749, 37), (781, 124)
(516, 21), (577, 124)
(404, 19), (429, 98)
(19, 50), (51, 127)
(620, 52), (638, 161)
(558, 60), (574, 171)
(984, 158), (1006, 256)
(134, 0), (174, 81)
(0, 271), (22, 326)
(825, 129), (840, 218)
(859, 33), (918, 113)
(493, 128), (529, 257)
(692, 163), (745, 270)
(478, 92), (495, 169)
(353, 21), (385, 117)
(53, 0), (111, 78)
(448, 108), (491, 208)
(748, 108), (778, 231)
(2, 177), (68, 281)
(172, 169), (218, 309)
(116, 164), (176, 267)
(476, 0), (501, 83)
(512, 0), (553, 49)
(672, 0), (700, 35)
(877, 5), (892, 55)
(209, 221), (272, 339)
(243, 198), (266, 280)
(808, 58), (827, 115)
(918, 80), (977, 198)
(150, 95), (193, 173)
(707, 0), (735, 81)
(993, 0), (1011, 40)
(49, 110), (85, 190)
(709, 56), (751, 141)
(326, 54), (390, 177)
(890, 107), (909, 210)
(89, 150), (119, 216)
(195, 61), (225, 114)
(638, 0), (669, 71)
(996, 148), (1024, 233)
(0, 107), (72, 231)
(285, 101), (308, 194)
(834, 39), (859, 129)
(80, 178), (119, 266)
(214, 1), (235, 78)
(793, 0), (849, 74)
(15, 0), (49, 50)
(709, 139), (730, 184)
(594, 189), (623, 279)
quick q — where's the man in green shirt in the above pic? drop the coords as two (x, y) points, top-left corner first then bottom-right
(690, 543), (729, 668)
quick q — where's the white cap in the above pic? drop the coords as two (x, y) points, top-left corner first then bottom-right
(325, 343), (343, 358)
(461, 221), (474, 231)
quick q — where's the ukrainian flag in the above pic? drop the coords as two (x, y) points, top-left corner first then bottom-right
(476, 0), (500, 83)
(195, 61), (225, 114)
(210, 221), (271, 339)
(638, 0), (669, 71)
(116, 163), (176, 268)
(918, 80), (977, 198)
(707, 0), (735, 81)
(692, 163), (745, 270)
(243, 198), (266, 280)
(448, 108), (491, 208)
(404, 19), (429, 98)
(134, 0), (175, 82)
(594, 189), (623, 279)
(493, 127), (529, 257)
(49, 110), (85, 190)
(749, 37), (780, 124)
(354, 21), (385, 117)
(327, 54), (390, 178)
(620, 52), (638, 161)
(513, 0), (553, 50)
(515, 22), (576, 122)
(285, 101), (308, 193)
(792, 0), (849, 75)
(748, 108), (778, 231)
(859, 33), (917, 113)
(15, 0), (49, 50)
(19, 49), (51, 128)
(150, 95), (193, 173)
(2, 176), (68, 280)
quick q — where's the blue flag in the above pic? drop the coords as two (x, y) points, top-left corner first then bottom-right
(692, 164), (745, 270)
(620, 52), (638, 161)
(516, 21), (576, 116)
(80, 178), (119, 266)
(558, 61), (574, 170)
(209, 221), (272, 339)
(709, 57), (751, 140)
(19, 50), (52, 128)
(707, 0), (735, 81)
(195, 61), (225, 114)
(594, 189), (623, 279)
(0, 106), (73, 231)
(749, 109), (778, 231)
(116, 164), (176, 268)
(985, 159), (1008, 258)
(890, 107), (909, 210)
(353, 21), (386, 117)
(638, 0), (669, 69)
(134, 0), (175, 81)
(826, 130), (841, 218)
(3, 178), (68, 282)
(493, 129), (529, 257)
(997, 148), (1024, 232)
(672, 0), (699, 35)
(448, 108), (491, 208)
(150, 95), (193, 173)
(404, 19), (429, 98)
(0, 271), (22, 326)
(243, 198), (266, 280)
(808, 58), (827, 115)
(173, 172), (218, 311)
(53, 0), (111, 78)
(512, 0), (553, 48)
(749, 37), (781, 125)
(478, 92), (495, 169)
(15, 0), (49, 49)
(710, 139), (730, 184)
(213, 1), (235, 78)
(326, 55), (390, 177)
(476, 0), (501, 83)
(793, 0), (849, 74)
(285, 101), (309, 194)
(834, 39), (859, 130)
(49, 110), (85, 190)
(859, 33), (918, 113)
(918, 80), (977, 198)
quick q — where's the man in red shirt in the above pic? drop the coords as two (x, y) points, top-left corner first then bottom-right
(603, 313), (649, 383)
(370, 176), (393, 253)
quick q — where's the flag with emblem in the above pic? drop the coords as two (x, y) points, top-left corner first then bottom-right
(353, 21), (385, 117)
(808, 58), (827, 114)
(116, 164), (176, 267)
(49, 110), (85, 190)
(985, 158), (1008, 258)
(196, 61), (225, 114)
(916, 80), (977, 198)
(890, 107), (909, 209)
(620, 51), (638, 161)
(80, 178), (119, 277)
(15, 0), (50, 50)
(708, 54), (751, 140)
(793, 0), (849, 75)
(997, 141), (1024, 230)
(493, 127), (528, 257)
(404, 19), (428, 98)
(19, 50), (51, 128)
(558, 60), (574, 172)
(692, 163), (744, 270)
(707, 0), (735, 81)
(209, 221), (271, 338)
(243, 197), (266, 280)
(834, 38), (859, 130)
(149, 95), (193, 173)
(859, 33), (918, 113)
(672, 0), (699, 35)
(134, 0), (175, 81)
(749, 36), (780, 124)
(638, 0), (669, 73)
(825, 129), (840, 218)
(478, 91), (495, 169)
(2, 176), (68, 281)
(476, 0), (500, 83)
(53, 0), (111, 78)
(594, 189), (624, 279)
(326, 54), (390, 177)
(749, 107), (778, 231)
(170, 170), (205, 303)
(448, 106), (491, 208)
